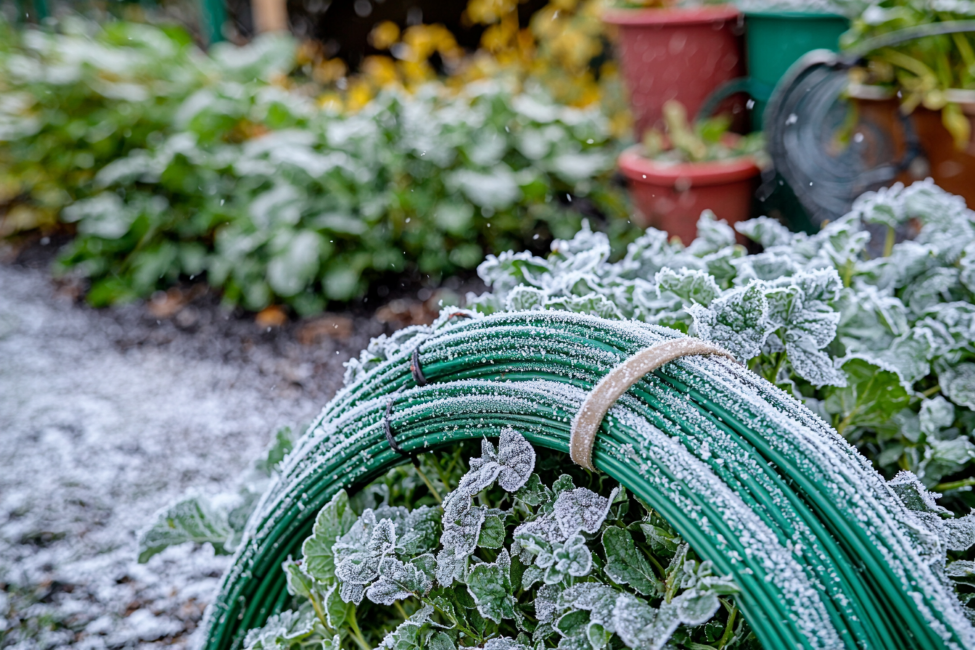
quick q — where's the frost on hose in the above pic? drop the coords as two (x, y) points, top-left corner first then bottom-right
(239, 430), (745, 650)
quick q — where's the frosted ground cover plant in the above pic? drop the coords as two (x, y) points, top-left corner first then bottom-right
(341, 181), (975, 499)
(239, 430), (750, 650)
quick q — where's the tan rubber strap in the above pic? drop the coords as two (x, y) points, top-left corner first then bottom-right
(569, 338), (736, 471)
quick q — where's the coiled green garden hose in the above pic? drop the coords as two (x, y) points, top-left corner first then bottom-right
(202, 311), (973, 650)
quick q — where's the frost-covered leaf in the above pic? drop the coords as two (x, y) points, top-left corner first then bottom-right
(689, 283), (770, 360)
(283, 558), (314, 600)
(824, 358), (911, 432)
(483, 637), (530, 650)
(544, 294), (624, 320)
(602, 527), (660, 596)
(686, 211), (736, 257)
(467, 554), (516, 623)
(940, 362), (975, 410)
(554, 487), (617, 537)
(137, 493), (233, 563)
(786, 335), (847, 388)
(441, 506), (487, 558)
(243, 609), (317, 650)
(497, 428), (536, 492)
(514, 473), (553, 507)
(944, 513), (975, 551)
(947, 560), (975, 585)
(367, 557), (432, 605)
(888, 471), (951, 515)
(478, 515), (506, 549)
(654, 268), (719, 307)
(735, 216), (794, 248)
(506, 286), (547, 312)
(920, 397), (955, 436)
(303, 490), (357, 581)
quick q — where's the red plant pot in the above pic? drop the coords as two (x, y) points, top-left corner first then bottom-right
(603, 5), (745, 138)
(618, 145), (760, 244)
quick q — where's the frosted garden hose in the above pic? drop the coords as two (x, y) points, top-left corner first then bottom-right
(202, 311), (974, 650)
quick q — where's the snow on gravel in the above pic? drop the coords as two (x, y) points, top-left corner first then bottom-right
(0, 264), (383, 649)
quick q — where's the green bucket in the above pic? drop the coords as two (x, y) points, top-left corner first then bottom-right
(745, 11), (850, 128)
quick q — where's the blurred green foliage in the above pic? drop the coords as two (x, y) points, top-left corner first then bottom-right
(0, 19), (634, 313)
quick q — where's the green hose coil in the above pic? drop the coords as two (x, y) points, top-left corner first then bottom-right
(202, 311), (974, 650)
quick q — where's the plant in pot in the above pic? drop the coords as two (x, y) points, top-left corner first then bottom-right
(842, 0), (975, 202)
(618, 100), (766, 244)
(602, 0), (746, 138)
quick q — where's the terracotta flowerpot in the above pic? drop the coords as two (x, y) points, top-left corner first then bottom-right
(618, 145), (760, 244)
(848, 86), (975, 207)
(603, 5), (745, 138)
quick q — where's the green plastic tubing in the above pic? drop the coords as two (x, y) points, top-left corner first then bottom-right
(201, 311), (974, 650)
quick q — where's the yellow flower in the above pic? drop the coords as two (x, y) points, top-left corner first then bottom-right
(362, 56), (400, 86)
(313, 58), (348, 84)
(346, 79), (374, 112)
(368, 21), (401, 50)
(317, 92), (344, 112)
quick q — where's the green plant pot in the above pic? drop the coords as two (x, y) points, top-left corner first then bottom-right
(745, 10), (850, 129)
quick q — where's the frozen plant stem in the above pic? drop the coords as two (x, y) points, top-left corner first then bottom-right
(884, 225), (896, 258)
(346, 606), (370, 650)
(717, 601), (738, 648)
(414, 462), (443, 503)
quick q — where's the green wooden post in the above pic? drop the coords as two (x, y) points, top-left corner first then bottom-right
(199, 0), (227, 45)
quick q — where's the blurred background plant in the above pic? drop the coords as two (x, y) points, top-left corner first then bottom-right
(0, 0), (637, 314)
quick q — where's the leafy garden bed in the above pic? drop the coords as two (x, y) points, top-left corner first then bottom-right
(0, 19), (633, 315)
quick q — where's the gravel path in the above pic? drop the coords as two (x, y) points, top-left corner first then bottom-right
(0, 264), (388, 649)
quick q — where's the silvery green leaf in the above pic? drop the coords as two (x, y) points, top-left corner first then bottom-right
(435, 548), (465, 587)
(549, 151), (611, 183)
(887, 471), (951, 515)
(443, 463), (501, 521)
(673, 589), (720, 626)
(137, 493), (233, 563)
(554, 487), (617, 537)
(602, 527), (661, 596)
(944, 513), (975, 551)
(368, 517), (398, 556)
(506, 286), (547, 312)
(654, 268), (720, 307)
(514, 474), (553, 507)
(367, 557), (432, 605)
(611, 593), (659, 650)
(61, 193), (139, 239)
(267, 230), (322, 297)
(283, 558), (314, 599)
(398, 506), (442, 556)
(521, 564), (544, 590)
(552, 474), (576, 495)
(321, 634), (341, 650)
(544, 294), (624, 320)
(323, 583), (349, 629)
(536, 584), (564, 623)
(554, 609), (590, 649)
(920, 397), (955, 436)
(940, 362), (975, 410)
(961, 243), (975, 294)
(686, 211), (736, 257)
(689, 282), (770, 361)
(441, 506), (486, 558)
(449, 166), (521, 210)
(732, 251), (798, 285)
(921, 438), (975, 486)
(559, 583), (618, 634)
(478, 515), (506, 549)
(242, 609), (317, 650)
(483, 637), (531, 650)
(542, 534), (591, 584)
(786, 336), (847, 388)
(468, 562), (516, 623)
(735, 216), (794, 248)
(947, 560), (975, 585)
(340, 580), (365, 605)
(302, 490), (357, 581)
(497, 428), (536, 492)
(902, 268), (962, 317)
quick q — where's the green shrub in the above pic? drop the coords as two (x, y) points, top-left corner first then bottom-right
(0, 19), (633, 314)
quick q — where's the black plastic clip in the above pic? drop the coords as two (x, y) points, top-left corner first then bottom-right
(384, 391), (418, 467)
(411, 346), (427, 387)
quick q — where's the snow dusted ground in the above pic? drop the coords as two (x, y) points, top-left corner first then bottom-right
(0, 263), (385, 649)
